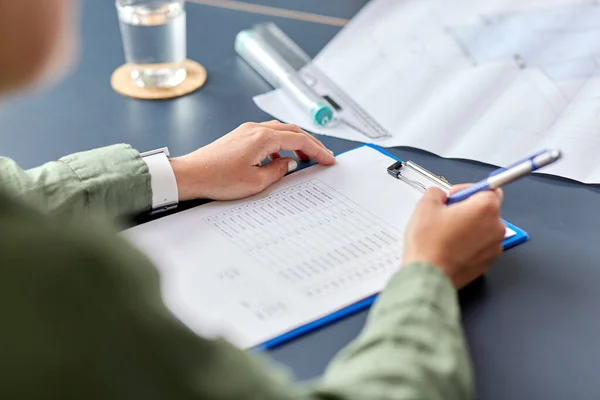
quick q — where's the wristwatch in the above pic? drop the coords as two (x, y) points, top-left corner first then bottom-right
(140, 147), (179, 214)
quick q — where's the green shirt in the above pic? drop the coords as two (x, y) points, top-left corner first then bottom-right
(0, 144), (473, 399)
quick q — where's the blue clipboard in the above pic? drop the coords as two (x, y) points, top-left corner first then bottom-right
(256, 144), (529, 351)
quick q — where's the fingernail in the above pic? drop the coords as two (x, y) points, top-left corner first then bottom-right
(288, 160), (298, 172)
(327, 149), (334, 155)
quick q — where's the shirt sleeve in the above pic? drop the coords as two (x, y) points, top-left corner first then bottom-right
(314, 263), (474, 400)
(0, 144), (152, 219)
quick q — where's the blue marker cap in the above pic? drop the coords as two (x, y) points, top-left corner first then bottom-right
(311, 102), (334, 126)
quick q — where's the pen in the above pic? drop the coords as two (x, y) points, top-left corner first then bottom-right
(446, 149), (562, 205)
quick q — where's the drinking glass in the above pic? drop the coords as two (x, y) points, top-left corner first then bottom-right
(116, 0), (187, 88)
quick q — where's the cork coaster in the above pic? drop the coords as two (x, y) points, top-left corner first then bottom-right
(111, 59), (207, 100)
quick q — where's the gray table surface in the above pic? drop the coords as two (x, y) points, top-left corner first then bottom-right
(1, 1), (599, 399)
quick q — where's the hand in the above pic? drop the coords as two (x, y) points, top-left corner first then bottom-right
(402, 184), (506, 289)
(169, 121), (335, 201)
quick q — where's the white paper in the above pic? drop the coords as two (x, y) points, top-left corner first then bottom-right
(254, 0), (600, 184)
(124, 147), (516, 349)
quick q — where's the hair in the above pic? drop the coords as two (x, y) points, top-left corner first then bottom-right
(0, 0), (75, 94)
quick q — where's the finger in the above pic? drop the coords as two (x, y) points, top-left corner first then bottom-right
(472, 244), (504, 271)
(269, 152), (281, 161)
(494, 220), (507, 242)
(262, 120), (313, 137)
(450, 190), (501, 229)
(257, 123), (319, 161)
(477, 190), (502, 208)
(294, 150), (311, 162)
(449, 183), (473, 195)
(301, 132), (333, 156)
(257, 157), (298, 190)
(473, 237), (504, 261)
(297, 130), (332, 155)
(417, 187), (448, 211)
(448, 184), (502, 205)
(494, 188), (504, 204)
(464, 221), (505, 260)
(261, 120), (300, 132)
(493, 243), (504, 259)
(267, 131), (335, 165)
(422, 187), (448, 203)
(261, 121), (333, 155)
(465, 190), (502, 214)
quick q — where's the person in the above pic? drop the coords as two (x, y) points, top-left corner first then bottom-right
(0, 1), (506, 399)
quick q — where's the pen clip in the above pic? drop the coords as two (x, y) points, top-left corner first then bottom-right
(489, 149), (547, 177)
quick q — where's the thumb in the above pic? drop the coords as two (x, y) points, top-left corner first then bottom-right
(258, 157), (298, 188)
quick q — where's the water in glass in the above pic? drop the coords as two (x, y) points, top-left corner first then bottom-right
(117, 0), (187, 88)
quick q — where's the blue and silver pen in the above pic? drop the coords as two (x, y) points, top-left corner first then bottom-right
(446, 149), (562, 205)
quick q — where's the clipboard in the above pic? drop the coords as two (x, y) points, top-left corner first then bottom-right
(257, 144), (529, 350)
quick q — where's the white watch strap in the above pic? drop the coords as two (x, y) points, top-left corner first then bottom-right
(140, 147), (179, 213)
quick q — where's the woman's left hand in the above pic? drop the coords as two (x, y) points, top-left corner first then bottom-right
(169, 120), (336, 201)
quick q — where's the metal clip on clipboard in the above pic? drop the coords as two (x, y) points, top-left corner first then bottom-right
(387, 161), (452, 192)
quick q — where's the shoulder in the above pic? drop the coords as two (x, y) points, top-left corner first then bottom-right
(0, 191), (166, 397)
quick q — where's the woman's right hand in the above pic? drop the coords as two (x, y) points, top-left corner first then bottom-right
(402, 185), (506, 289)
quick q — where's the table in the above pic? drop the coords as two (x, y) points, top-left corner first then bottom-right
(1, 1), (600, 399)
